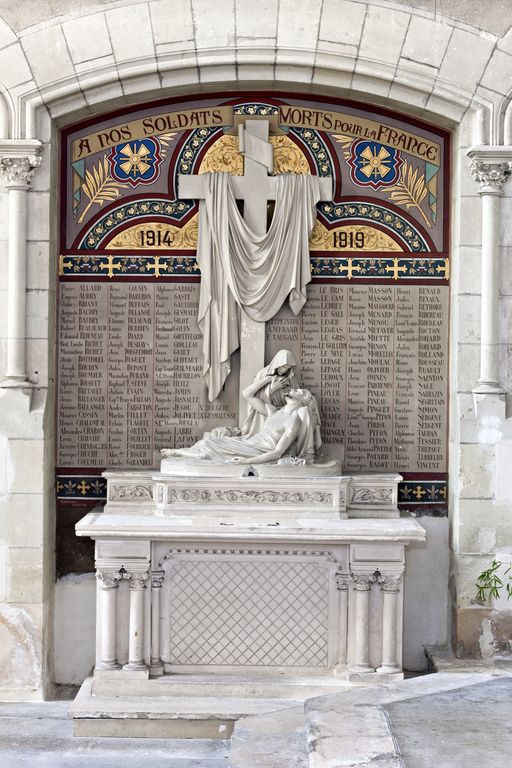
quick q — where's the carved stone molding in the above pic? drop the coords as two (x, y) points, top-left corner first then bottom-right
(96, 570), (121, 589)
(0, 141), (43, 189)
(110, 484), (153, 501)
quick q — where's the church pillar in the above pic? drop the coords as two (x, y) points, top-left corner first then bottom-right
(350, 572), (375, 673)
(376, 575), (402, 674)
(96, 570), (122, 671)
(150, 570), (165, 676)
(123, 570), (149, 671)
(335, 572), (349, 669)
(467, 147), (512, 393)
(0, 140), (42, 386)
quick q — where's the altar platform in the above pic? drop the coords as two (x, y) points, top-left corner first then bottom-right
(72, 468), (425, 737)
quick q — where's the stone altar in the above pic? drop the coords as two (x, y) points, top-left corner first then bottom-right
(72, 464), (424, 735)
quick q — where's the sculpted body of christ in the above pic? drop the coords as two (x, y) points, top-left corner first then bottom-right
(161, 387), (322, 466)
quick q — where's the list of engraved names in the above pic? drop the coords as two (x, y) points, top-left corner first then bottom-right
(58, 282), (448, 472)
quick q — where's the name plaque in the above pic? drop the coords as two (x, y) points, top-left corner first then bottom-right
(57, 282), (448, 472)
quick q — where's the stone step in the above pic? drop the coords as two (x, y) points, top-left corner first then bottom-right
(229, 706), (308, 768)
(92, 671), (354, 700)
(70, 676), (302, 739)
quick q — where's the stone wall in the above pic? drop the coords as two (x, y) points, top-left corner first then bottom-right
(1, 0), (512, 695)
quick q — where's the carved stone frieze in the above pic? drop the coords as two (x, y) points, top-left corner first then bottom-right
(167, 488), (333, 505)
(0, 155), (42, 188)
(110, 484), (153, 501)
(350, 487), (392, 504)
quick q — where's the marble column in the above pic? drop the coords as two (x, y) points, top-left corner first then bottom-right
(95, 570), (122, 670)
(0, 141), (42, 387)
(350, 572), (376, 673)
(376, 574), (402, 674)
(335, 572), (350, 668)
(123, 571), (149, 671)
(150, 570), (165, 676)
(467, 148), (512, 393)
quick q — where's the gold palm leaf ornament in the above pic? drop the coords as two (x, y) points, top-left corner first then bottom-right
(77, 156), (126, 224)
(385, 160), (431, 228)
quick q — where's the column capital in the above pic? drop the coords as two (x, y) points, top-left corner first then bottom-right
(151, 570), (165, 588)
(96, 569), (122, 589)
(0, 139), (43, 189)
(128, 570), (149, 590)
(335, 572), (350, 591)
(378, 574), (402, 592)
(350, 572), (377, 591)
(467, 146), (512, 195)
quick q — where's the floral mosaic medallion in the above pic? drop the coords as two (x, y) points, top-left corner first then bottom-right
(108, 138), (163, 187)
(348, 140), (403, 190)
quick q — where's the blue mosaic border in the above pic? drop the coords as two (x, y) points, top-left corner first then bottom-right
(398, 480), (447, 504)
(78, 198), (193, 250)
(60, 253), (448, 280)
(56, 474), (107, 501)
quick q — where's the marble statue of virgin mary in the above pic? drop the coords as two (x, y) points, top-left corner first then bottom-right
(240, 349), (300, 437)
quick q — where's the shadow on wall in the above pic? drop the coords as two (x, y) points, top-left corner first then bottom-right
(403, 512), (449, 671)
(53, 573), (96, 685)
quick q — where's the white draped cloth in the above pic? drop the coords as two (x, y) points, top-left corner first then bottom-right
(197, 172), (321, 401)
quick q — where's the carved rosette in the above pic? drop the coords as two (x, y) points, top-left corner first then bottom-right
(0, 154), (42, 189)
(96, 569), (121, 589)
(468, 158), (512, 195)
(128, 571), (149, 590)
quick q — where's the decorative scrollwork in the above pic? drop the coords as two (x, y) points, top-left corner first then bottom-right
(110, 484), (153, 501)
(167, 488), (333, 505)
(350, 487), (392, 504)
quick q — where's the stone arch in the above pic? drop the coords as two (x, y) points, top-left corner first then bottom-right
(3, 0), (512, 692)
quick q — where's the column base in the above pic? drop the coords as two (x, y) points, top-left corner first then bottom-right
(472, 382), (505, 395)
(376, 664), (402, 674)
(95, 661), (121, 672)
(123, 661), (149, 672)
(348, 664), (374, 675)
(1, 376), (34, 389)
(150, 662), (164, 677)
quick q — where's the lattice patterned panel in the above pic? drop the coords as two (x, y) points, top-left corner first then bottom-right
(167, 557), (330, 667)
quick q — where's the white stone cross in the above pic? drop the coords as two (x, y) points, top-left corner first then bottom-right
(179, 119), (332, 421)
